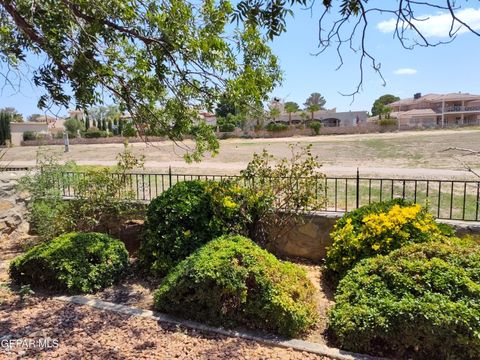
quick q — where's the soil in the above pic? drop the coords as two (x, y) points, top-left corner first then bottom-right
(0, 298), (331, 360)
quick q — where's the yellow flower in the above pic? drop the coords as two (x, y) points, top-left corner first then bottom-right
(222, 196), (237, 209)
(371, 243), (381, 251)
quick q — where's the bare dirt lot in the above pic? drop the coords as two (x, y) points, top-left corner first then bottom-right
(2, 128), (480, 178)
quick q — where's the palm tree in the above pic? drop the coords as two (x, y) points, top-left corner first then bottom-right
(299, 111), (309, 127)
(304, 92), (326, 121)
(269, 107), (281, 122)
(284, 102), (299, 125)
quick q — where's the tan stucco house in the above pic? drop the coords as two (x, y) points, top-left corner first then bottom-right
(389, 92), (480, 129)
(10, 122), (49, 146)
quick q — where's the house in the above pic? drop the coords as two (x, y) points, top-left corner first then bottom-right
(389, 93), (480, 129)
(199, 111), (217, 126)
(68, 109), (85, 121)
(10, 122), (50, 146)
(271, 108), (367, 127)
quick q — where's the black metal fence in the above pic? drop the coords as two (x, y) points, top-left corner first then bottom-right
(53, 168), (480, 222)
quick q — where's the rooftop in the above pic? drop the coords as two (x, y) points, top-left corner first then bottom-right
(389, 93), (480, 106)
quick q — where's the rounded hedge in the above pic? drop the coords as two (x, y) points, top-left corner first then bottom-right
(139, 180), (267, 276)
(325, 199), (449, 278)
(154, 235), (318, 337)
(328, 239), (480, 359)
(9, 232), (129, 294)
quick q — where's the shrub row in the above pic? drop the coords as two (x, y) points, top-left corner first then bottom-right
(265, 122), (288, 132)
(325, 199), (480, 359)
(11, 179), (319, 338)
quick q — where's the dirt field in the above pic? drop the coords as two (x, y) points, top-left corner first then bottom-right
(2, 128), (480, 178)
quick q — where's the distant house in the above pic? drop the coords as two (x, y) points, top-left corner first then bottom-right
(10, 122), (49, 146)
(68, 109), (85, 121)
(389, 93), (480, 129)
(199, 111), (217, 126)
(270, 108), (368, 127)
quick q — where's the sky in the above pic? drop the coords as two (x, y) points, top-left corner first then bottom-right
(1, 1), (480, 117)
(269, 2), (480, 112)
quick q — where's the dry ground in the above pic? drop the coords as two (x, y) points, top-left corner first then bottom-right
(2, 128), (480, 178)
(1, 298), (330, 360)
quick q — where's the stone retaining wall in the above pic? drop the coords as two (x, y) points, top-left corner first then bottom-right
(0, 172), (29, 241)
(274, 212), (480, 261)
(1, 173), (479, 262)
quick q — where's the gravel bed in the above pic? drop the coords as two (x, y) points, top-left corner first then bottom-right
(1, 298), (332, 359)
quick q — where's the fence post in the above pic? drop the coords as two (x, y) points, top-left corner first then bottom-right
(168, 166), (172, 189)
(356, 167), (360, 209)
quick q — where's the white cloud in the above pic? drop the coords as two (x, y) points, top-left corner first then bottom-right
(377, 7), (480, 38)
(394, 68), (418, 75)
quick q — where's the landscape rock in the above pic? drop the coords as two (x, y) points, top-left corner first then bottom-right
(0, 172), (30, 240)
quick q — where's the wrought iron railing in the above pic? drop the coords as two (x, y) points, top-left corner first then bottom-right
(49, 168), (480, 222)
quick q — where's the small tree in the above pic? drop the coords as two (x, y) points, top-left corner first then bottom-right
(108, 119), (113, 133)
(0, 111), (12, 146)
(240, 144), (326, 248)
(118, 120), (124, 135)
(1, 107), (23, 122)
(299, 111), (309, 127)
(269, 107), (281, 123)
(371, 94), (400, 118)
(84, 115), (90, 130)
(122, 122), (137, 137)
(284, 102), (299, 125)
(309, 121), (322, 135)
(64, 118), (85, 137)
(379, 105), (392, 120)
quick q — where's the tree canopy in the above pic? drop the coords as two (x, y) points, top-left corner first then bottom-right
(1, 0), (479, 159)
(0, 0), (281, 161)
(304, 92), (326, 109)
(371, 94), (400, 117)
(284, 101), (299, 124)
(304, 92), (326, 120)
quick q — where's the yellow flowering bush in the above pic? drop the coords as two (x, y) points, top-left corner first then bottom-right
(326, 199), (450, 278)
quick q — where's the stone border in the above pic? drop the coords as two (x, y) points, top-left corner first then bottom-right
(55, 295), (387, 360)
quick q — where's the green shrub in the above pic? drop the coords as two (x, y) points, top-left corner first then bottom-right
(122, 122), (137, 137)
(328, 240), (480, 359)
(308, 120), (322, 135)
(240, 144), (326, 248)
(139, 180), (267, 276)
(265, 122), (288, 132)
(219, 122), (236, 132)
(22, 131), (36, 141)
(83, 129), (108, 138)
(64, 118), (85, 137)
(154, 235), (318, 337)
(19, 149), (143, 241)
(28, 199), (73, 241)
(9, 232), (129, 294)
(325, 199), (449, 278)
(378, 118), (398, 126)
